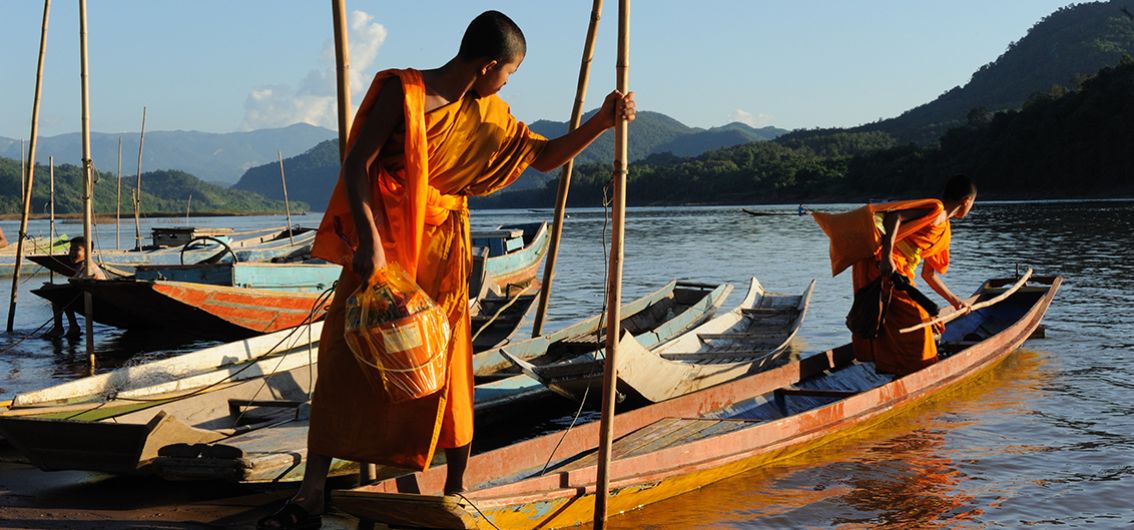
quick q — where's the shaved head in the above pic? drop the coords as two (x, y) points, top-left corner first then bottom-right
(458, 10), (526, 63)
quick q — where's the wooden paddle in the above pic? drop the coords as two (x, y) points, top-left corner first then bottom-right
(900, 268), (1033, 334)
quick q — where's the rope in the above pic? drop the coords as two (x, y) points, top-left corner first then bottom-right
(469, 282), (535, 344)
(452, 492), (503, 530)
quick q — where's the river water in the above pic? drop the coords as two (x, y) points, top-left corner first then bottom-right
(0, 200), (1131, 528)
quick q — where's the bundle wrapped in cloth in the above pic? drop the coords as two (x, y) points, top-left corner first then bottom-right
(344, 264), (451, 403)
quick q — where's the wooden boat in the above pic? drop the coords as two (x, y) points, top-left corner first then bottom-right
(27, 226), (317, 277)
(0, 234), (69, 277)
(510, 277), (815, 404)
(331, 274), (1060, 529)
(152, 280), (731, 483)
(27, 222), (550, 340)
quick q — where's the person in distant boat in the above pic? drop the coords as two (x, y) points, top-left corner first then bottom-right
(813, 175), (976, 376)
(45, 237), (106, 339)
(258, 11), (636, 530)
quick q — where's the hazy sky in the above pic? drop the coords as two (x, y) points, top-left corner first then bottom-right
(0, 1), (1083, 139)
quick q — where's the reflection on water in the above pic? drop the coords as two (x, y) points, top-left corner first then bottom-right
(2, 201), (1133, 527)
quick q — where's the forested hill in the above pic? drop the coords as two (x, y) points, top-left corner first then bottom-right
(852, 0), (1134, 144)
(0, 157), (299, 216)
(473, 58), (1134, 208)
(230, 112), (786, 211)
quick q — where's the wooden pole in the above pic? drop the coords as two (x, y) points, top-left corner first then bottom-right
(49, 157), (55, 283)
(594, 0), (629, 526)
(332, 0), (352, 161)
(20, 140), (26, 205)
(277, 151), (296, 245)
(6, 0), (51, 335)
(133, 106), (147, 250)
(116, 136), (122, 249)
(79, 0), (96, 371)
(900, 268), (1034, 334)
(185, 193), (192, 224)
(331, 0), (374, 485)
(531, 0), (604, 337)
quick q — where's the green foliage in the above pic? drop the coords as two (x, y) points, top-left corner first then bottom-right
(0, 158), (299, 215)
(231, 139), (341, 211)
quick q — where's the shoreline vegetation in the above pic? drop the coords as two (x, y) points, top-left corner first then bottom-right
(0, 211), (305, 222)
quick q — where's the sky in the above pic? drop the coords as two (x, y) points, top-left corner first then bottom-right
(0, 0), (1085, 140)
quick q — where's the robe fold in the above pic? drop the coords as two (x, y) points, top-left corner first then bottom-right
(308, 69), (547, 470)
(814, 199), (951, 376)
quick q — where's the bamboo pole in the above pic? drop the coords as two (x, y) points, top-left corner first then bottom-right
(49, 157), (55, 283)
(20, 140), (26, 205)
(116, 136), (122, 249)
(594, 0), (629, 526)
(79, 0), (95, 370)
(277, 151), (295, 245)
(133, 106), (147, 250)
(531, 0), (604, 337)
(185, 193), (192, 224)
(6, 0), (51, 335)
(331, 0), (373, 484)
(900, 268), (1034, 334)
(332, 0), (352, 161)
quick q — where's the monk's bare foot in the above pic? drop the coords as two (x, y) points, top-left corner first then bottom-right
(66, 326), (81, 339)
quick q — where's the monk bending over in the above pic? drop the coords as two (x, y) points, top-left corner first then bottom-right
(258, 11), (636, 530)
(816, 175), (977, 376)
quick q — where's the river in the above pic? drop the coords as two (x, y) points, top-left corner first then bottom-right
(0, 199), (1130, 528)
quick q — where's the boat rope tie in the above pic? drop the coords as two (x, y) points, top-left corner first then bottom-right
(451, 492), (503, 530)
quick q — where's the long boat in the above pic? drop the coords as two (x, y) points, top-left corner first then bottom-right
(331, 274), (1060, 529)
(28, 222), (550, 340)
(152, 280), (732, 483)
(510, 277), (816, 404)
(0, 234), (69, 277)
(26, 226), (317, 277)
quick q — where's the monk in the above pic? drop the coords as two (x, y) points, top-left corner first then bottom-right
(258, 11), (636, 530)
(814, 175), (977, 376)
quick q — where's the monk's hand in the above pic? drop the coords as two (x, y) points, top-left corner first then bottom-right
(599, 90), (637, 129)
(952, 299), (974, 315)
(353, 239), (387, 286)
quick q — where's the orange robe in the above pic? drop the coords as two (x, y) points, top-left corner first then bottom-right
(814, 199), (951, 376)
(308, 69), (547, 470)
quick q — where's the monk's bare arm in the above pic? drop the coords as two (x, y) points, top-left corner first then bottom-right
(344, 79), (405, 282)
(922, 266), (970, 311)
(531, 90), (637, 172)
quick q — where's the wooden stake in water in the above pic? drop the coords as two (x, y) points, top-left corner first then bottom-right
(277, 151), (295, 245)
(79, 0), (96, 371)
(594, 0), (630, 526)
(134, 106), (147, 250)
(20, 140), (26, 205)
(185, 193), (192, 224)
(116, 136), (122, 249)
(49, 157), (55, 283)
(6, 0), (52, 335)
(332, 0), (353, 162)
(532, 0), (604, 337)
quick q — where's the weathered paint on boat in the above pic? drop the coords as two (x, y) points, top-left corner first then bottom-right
(333, 275), (1060, 529)
(132, 262), (341, 292)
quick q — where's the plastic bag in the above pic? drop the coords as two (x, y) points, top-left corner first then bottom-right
(344, 264), (451, 403)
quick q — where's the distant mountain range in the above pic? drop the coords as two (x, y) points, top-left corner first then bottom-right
(849, 0), (1134, 144)
(0, 123), (335, 186)
(231, 112), (787, 210)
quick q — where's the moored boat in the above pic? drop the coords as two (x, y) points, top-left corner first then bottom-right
(331, 274), (1060, 529)
(510, 277), (815, 403)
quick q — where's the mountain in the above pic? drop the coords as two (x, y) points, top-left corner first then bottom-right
(0, 123), (336, 186)
(0, 157), (298, 216)
(231, 111), (786, 210)
(853, 0), (1134, 144)
(520, 111), (785, 189)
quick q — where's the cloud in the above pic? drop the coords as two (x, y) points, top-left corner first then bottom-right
(242, 10), (387, 130)
(730, 108), (775, 128)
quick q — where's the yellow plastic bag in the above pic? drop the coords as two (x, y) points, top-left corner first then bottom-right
(344, 264), (451, 403)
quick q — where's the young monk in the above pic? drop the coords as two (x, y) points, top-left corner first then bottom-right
(45, 236), (106, 339)
(258, 11), (636, 530)
(814, 175), (977, 376)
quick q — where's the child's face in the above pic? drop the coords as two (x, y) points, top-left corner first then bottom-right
(474, 55), (523, 97)
(69, 244), (85, 263)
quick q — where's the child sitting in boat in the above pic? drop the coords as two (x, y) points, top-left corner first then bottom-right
(45, 237), (106, 339)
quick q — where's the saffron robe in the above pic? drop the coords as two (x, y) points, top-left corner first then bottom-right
(814, 199), (951, 376)
(308, 69), (547, 470)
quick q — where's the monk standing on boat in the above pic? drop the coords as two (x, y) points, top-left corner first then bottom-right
(814, 175), (977, 376)
(259, 11), (635, 530)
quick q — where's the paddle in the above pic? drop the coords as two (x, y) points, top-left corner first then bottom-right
(900, 268), (1033, 334)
